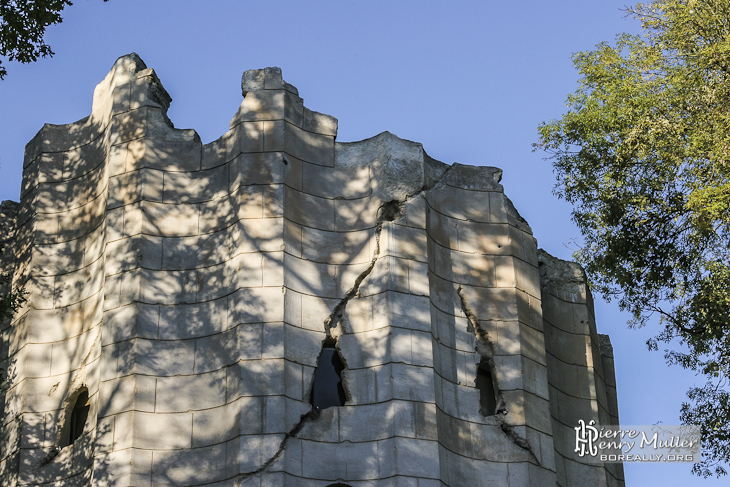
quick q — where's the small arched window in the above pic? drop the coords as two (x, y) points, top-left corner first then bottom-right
(476, 361), (497, 416)
(63, 388), (90, 446)
(311, 341), (346, 410)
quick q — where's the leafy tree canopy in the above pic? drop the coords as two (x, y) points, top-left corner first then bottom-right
(0, 266), (25, 390)
(537, 0), (730, 477)
(0, 274), (24, 322)
(0, 0), (91, 80)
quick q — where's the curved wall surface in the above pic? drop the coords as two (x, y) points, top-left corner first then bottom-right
(0, 54), (624, 487)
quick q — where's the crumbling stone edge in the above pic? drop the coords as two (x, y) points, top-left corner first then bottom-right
(321, 199), (398, 338)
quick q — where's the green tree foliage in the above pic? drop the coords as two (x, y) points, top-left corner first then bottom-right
(537, 0), (730, 477)
(0, 274), (24, 322)
(0, 267), (25, 391)
(0, 0), (110, 80)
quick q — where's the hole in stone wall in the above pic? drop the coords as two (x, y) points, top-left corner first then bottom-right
(379, 200), (404, 222)
(476, 361), (497, 417)
(311, 339), (346, 410)
(63, 387), (90, 446)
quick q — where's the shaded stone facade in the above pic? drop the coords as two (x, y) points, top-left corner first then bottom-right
(0, 54), (624, 487)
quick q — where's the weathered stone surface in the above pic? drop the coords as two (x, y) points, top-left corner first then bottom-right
(0, 55), (624, 487)
(540, 250), (624, 486)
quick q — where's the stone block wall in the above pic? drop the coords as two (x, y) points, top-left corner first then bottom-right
(539, 252), (625, 487)
(0, 54), (624, 487)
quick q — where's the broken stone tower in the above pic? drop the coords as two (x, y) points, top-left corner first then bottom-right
(0, 54), (624, 487)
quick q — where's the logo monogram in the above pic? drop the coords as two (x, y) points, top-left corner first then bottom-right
(575, 419), (599, 457)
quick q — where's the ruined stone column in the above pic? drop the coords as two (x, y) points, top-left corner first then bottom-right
(0, 54), (624, 487)
(540, 251), (625, 487)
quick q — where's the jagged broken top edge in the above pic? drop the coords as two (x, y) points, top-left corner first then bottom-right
(241, 66), (299, 96)
(92, 52), (148, 108)
(88, 52), (174, 125)
(71, 55), (512, 197)
(537, 248), (589, 293)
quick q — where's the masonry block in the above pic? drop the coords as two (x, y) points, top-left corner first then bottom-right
(229, 152), (287, 190)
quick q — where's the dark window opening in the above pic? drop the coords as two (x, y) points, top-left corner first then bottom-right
(476, 361), (497, 416)
(65, 388), (90, 446)
(311, 341), (346, 410)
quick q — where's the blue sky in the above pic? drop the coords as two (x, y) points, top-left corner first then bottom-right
(0, 1), (723, 485)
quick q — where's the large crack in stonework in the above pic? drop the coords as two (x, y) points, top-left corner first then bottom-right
(238, 409), (320, 482)
(323, 198), (404, 337)
(35, 447), (61, 469)
(456, 286), (506, 410)
(240, 170), (454, 481)
(456, 286), (542, 466)
(238, 201), (407, 482)
(239, 201), (406, 482)
(323, 163), (454, 337)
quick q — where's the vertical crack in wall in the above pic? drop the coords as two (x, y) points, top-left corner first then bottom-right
(323, 198), (402, 337)
(238, 199), (405, 482)
(240, 169), (454, 481)
(324, 162), (454, 337)
(456, 285), (542, 467)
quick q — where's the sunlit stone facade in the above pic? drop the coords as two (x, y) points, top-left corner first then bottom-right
(0, 54), (624, 487)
